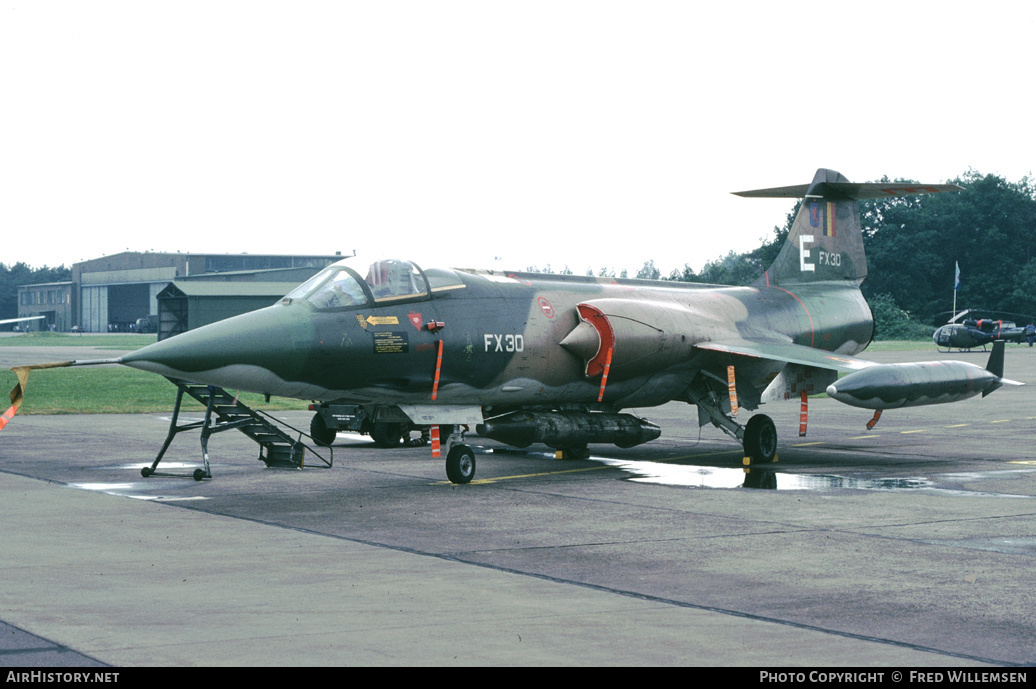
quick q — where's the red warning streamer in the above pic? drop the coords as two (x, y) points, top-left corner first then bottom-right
(431, 340), (443, 401)
(727, 365), (738, 415)
(0, 401), (18, 432)
(597, 347), (614, 402)
(1, 363), (72, 433)
(866, 409), (883, 431)
(430, 425), (441, 458)
(799, 389), (808, 437)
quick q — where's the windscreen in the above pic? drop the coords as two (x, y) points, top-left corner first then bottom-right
(284, 266), (370, 309)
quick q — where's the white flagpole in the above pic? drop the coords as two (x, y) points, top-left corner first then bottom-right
(953, 261), (960, 319)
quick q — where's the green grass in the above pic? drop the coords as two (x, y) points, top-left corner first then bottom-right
(862, 339), (935, 351)
(0, 337), (938, 415)
(1, 366), (309, 415)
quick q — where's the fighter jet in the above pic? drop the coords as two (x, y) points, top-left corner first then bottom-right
(4, 169), (1021, 483)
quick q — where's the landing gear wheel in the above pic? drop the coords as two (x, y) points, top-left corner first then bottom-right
(743, 414), (778, 464)
(370, 422), (405, 448)
(445, 445), (476, 484)
(310, 413), (336, 447)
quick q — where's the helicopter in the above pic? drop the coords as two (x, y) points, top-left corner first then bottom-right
(933, 309), (1035, 351)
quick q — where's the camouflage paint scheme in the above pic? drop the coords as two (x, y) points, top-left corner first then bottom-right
(113, 169), (1015, 480)
(124, 171), (879, 405)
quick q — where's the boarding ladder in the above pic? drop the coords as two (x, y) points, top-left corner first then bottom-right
(141, 378), (332, 480)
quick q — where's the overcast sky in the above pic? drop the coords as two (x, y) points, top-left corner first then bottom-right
(3, 1), (1034, 277)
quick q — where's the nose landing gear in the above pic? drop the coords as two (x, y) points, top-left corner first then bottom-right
(437, 424), (476, 484)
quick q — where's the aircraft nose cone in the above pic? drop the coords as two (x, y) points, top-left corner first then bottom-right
(121, 305), (313, 395)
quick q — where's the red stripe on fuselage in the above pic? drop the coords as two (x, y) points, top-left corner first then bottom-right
(771, 286), (815, 347)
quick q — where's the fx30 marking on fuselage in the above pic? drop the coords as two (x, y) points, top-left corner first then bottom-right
(798, 235), (841, 272)
(484, 334), (525, 352)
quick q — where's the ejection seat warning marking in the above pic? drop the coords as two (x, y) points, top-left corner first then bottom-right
(373, 331), (409, 354)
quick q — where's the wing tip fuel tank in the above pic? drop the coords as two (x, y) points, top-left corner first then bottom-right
(826, 360), (1005, 410)
(827, 341), (1020, 410)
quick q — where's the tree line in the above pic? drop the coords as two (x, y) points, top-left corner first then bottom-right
(0, 264), (72, 322)
(5, 170), (1034, 340)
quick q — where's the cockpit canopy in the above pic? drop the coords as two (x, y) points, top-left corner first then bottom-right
(283, 259), (464, 309)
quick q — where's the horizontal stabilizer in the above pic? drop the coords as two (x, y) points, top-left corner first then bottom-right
(743, 169), (964, 288)
(733, 180), (963, 200)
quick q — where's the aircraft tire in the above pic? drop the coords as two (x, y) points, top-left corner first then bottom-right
(310, 413), (336, 447)
(743, 414), (778, 463)
(446, 445), (476, 484)
(370, 422), (404, 448)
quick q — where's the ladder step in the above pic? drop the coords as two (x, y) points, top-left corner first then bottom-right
(262, 445), (303, 468)
(150, 378), (330, 476)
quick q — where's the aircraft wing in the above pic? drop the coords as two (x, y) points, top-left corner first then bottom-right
(694, 339), (876, 373)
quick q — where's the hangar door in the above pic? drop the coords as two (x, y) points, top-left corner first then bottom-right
(80, 286), (108, 333)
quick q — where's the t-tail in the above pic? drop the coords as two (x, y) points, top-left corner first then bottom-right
(735, 168), (962, 288)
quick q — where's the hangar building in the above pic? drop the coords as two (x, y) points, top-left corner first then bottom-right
(18, 252), (343, 333)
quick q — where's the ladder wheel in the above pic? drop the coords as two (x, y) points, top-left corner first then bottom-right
(193, 469), (207, 481)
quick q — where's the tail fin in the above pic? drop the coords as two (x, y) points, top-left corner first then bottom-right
(985, 340), (1005, 379)
(982, 340), (1025, 395)
(736, 168), (962, 288)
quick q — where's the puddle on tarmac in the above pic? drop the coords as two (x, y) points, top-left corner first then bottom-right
(69, 463), (211, 500)
(67, 481), (209, 501)
(597, 458), (1034, 497)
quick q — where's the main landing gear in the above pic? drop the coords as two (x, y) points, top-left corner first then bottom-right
(686, 388), (779, 464)
(742, 414), (778, 464)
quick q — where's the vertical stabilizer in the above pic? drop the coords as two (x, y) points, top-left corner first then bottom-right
(743, 169), (866, 287)
(985, 340), (1005, 379)
(735, 169), (962, 289)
